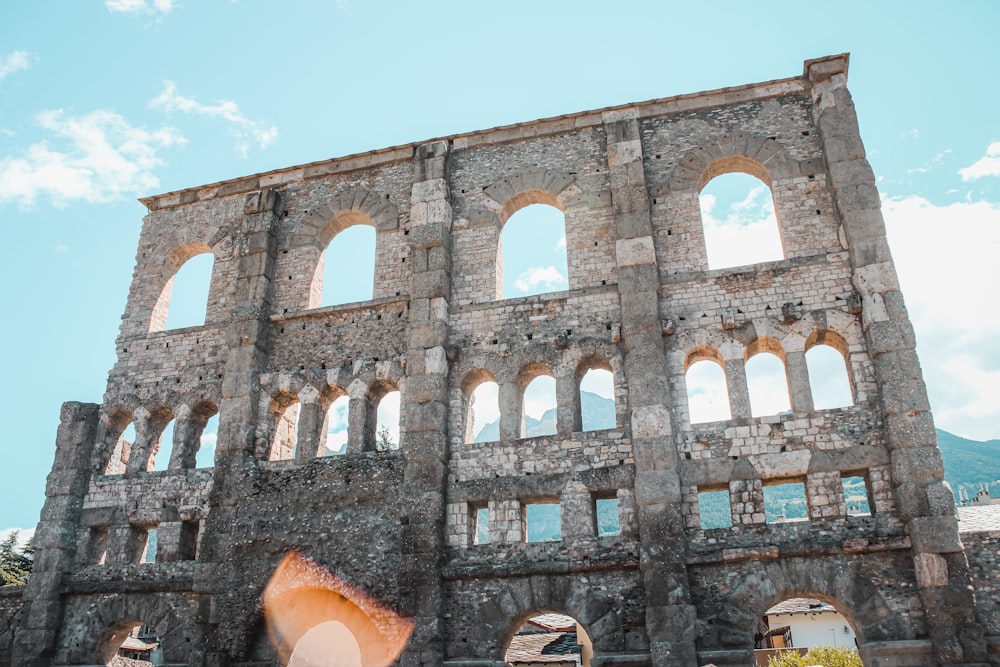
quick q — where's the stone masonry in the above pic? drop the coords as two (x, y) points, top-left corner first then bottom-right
(3, 54), (999, 667)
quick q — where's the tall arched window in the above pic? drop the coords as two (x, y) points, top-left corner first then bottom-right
(686, 357), (732, 424)
(152, 248), (214, 331)
(106, 420), (136, 475)
(324, 394), (350, 455)
(463, 371), (500, 444)
(745, 351), (791, 417)
(196, 412), (219, 469)
(500, 203), (568, 299)
(578, 360), (615, 432)
(806, 340), (854, 410)
(699, 172), (783, 270)
(522, 372), (557, 437)
(318, 224), (376, 306)
(369, 385), (400, 451)
(153, 418), (175, 472)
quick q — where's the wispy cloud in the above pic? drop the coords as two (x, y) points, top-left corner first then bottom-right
(513, 266), (567, 294)
(699, 184), (782, 268)
(959, 142), (1000, 181)
(149, 81), (278, 157)
(906, 149), (952, 174)
(0, 109), (184, 208)
(554, 235), (566, 251)
(105, 0), (174, 16)
(882, 194), (1000, 440)
(0, 51), (32, 81)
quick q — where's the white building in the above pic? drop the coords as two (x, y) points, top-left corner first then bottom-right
(764, 598), (857, 650)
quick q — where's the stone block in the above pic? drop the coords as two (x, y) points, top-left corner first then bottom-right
(909, 515), (963, 554)
(891, 446), (944, 483)
(616, 236), (657, 267)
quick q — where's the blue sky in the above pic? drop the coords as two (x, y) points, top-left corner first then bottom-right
(0, 0), (998, 532)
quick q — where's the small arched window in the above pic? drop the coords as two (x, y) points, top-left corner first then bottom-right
(806, 341), (854, 409)
(374, 389), (400, 451)
(686, 357), (732, 424)
(463, 371), (500, 444)
(318, 224), (376, 307)
(196, 412), (219, 469)
(578, 359), (615, 432)
(323, 394), (350, 455)
(500, 203), (568, 299)
(106, 420), (136, 475)
(745, 350), (791, 418)
(153, 418), (175, 472)
(151, 247), (214, 331)
(521, 371), (557, 438)
(699, 172), (783, 270)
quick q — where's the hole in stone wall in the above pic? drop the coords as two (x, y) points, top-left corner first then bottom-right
(523, 501), (562, 543)
(746, 352), (791, 418)
(699, 173), (783, 270)
(467, 380), (500, 444)
(324, 395), (350, 456)
(522, 375), (557, 438)
(806, 343), (854, 409)
(686, 359), (731, 424)
(842, 474), (872, 516)
(501, 204), (568, 299)
(160, 251), (214, 331)
(698, 489), (732, 530)
(320, 224), (376, 306)
(580, 367), (615, 431)
(140, 528), (157, 563)
(594, 495), (620, 537)
(471, 504), (490, 545)
(763, 481), (808, 523)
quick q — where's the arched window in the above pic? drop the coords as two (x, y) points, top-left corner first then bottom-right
(196, 412), (219, 469)
(578, 359), (615, 432)
(269, 397), (300, 461)
(745, 348), (791, 418)
(686, 357), (732, 424)
(699, 172), (783, 270)
(806, 337), (854, 410)
(370, 386), (400, 451)
(106, 420), (135, 475)
(505, 613), (593, 667)
(324, 395), (350, 455)
(463, 371), (500, 444)
(151, 247), (214, 331)
(500, 204), (568, 299)
(522, 371), (557, 437)
(318, 224), (376, 307)
(152, 418), (175, 472)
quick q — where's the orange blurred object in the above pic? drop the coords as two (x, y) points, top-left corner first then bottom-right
(263, 551), (415, 667)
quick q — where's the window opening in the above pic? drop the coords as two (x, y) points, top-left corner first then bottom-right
(522, 375), (557, 437)
(524, 501), (562, 543)
(594, 496), (620, 537)
(375, 390), (400, 451)
(699, 172), (783, 270)
(580, 368), (615, 431)
(178, 521), (200, 561)
(471, 504), (490, 545)
(763, 482), (808, 523)
(501, 204), (568, 299)
(152, 419), (175, 472)
(195, 413), (219, 469)
(289, 620), (363, 667)
(324, 395), (350, 455)
(320, 225), (376, 306)
(106, 421), (136, 474)
(506, 613), (592, 667)
(686, 359), (732, 424)
(467, 380), (500, 443)
(90, 526), (109, 565)
(270, 401), (301, 461)
(806, 344), (854, 409)
(698, 489), (732, 530)
(162, 252), (214, 330)
(760, 598), (859, 654)
(745, 352), (791, 417)
(140, 528), (157, 563)
(841, 475), (872, 516)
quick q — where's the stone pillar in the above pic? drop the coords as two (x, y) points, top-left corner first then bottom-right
(294, 385), (323, 462)
(498, 382), (521, 441)
(398, 140), (453, 667)
(124, 406), (154, 474)
(784, 350), (814, 413)
(169, 404), (202, 470)
(560, 481), (595, 540)
(807, 54), (986, 663)
(604, 110), (697, 666)
(556, 367), (577, 435)
(13, 402), (100, 667)
(723, 358), (752, 419)
(197, 189), (283, 660)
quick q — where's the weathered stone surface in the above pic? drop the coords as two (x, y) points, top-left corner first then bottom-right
(7, 55), (994, 667)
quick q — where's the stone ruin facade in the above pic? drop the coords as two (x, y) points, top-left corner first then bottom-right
(1, 54), (999, 667)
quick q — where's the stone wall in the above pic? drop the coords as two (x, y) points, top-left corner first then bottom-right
(8, 54), (996, 667)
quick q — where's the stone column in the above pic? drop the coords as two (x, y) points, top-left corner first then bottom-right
(13, 402), (100, 667)
(556, 367), (578, 435)
(398, 140), (453, 667)
(198, 189), (283, 663)
(604, 110), (698, 667)
(294, 385), (323, 462)
(807, 55), (986, 663)
(723, 358), (752, 419)
(498, 382), (521, 441)
(784, 350), (814, 413)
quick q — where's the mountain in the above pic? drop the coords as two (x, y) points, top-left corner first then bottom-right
(937, 429), (1000, 501)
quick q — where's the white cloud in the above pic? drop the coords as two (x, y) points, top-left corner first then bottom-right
(700, 184), (782, 268)
(149, 81), (278, 157)
(554, 235), (566, 251)
(105, 0), (174, 15)
(0, 51), (31, 81)
(53, 244), (70, 254)
(959, 142), (1000, 181)
(881, 194), (1000, 440)
(513, 266), (567, 293)
(0, 109), (184, 208)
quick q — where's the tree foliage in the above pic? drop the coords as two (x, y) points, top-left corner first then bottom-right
(0, 531), (33, 586)
(767, 646), (862, 667)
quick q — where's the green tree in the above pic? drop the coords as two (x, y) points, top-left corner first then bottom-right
(768, 646), (862, 667)
(0, 531), (33, 586)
